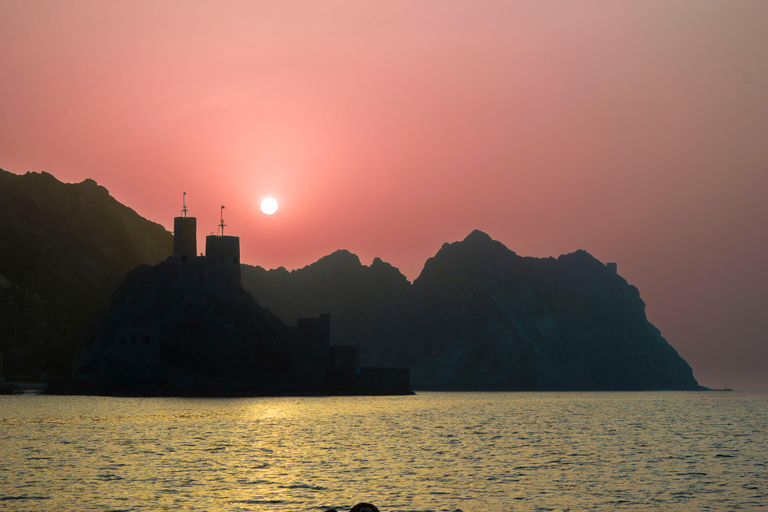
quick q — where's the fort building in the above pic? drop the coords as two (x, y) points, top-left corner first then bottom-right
(76, 194), (410, 395)
(172, 199), (242, 290)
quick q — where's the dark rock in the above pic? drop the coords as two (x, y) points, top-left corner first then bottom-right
(350, 503), (379, 512)
(242, 230), (701, 391)
(0, 169), (171, 376)
(241, 249), (411, 362)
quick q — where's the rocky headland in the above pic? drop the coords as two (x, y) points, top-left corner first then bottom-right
(242, 231), (701, 390)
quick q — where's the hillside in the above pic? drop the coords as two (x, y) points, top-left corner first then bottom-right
(0, 169), (172, 375)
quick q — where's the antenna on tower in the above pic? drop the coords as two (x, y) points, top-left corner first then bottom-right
(182, 192), (187, 218)
(219, 205), (226, 236)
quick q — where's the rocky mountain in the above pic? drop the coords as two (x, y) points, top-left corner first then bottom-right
(0, 169), (172, 375)
(243, 230), (701, 390)
(241, 250), (411, 348)
(0, 168), (700, 390)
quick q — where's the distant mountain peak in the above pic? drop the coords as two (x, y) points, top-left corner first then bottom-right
(370, 256), (397, 272)
(414, 230), (517, 287)
(311, 249), (362, 269)
(434, 229), (514, 261)
(463, 229), (493, 242)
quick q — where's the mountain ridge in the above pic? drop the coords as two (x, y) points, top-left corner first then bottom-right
(242, 231), (700, 391)
(0, 169), (172, 375)
(1, 168), (700, 390)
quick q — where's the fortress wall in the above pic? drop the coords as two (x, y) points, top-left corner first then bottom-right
(327, 367), (411, 395)
(330, 345), (360, 369)
(287, 314), (330, 385)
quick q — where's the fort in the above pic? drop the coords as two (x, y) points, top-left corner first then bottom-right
(72, 195), (411, 396)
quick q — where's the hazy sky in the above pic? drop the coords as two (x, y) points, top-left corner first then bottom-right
(1, 1), (766, 390)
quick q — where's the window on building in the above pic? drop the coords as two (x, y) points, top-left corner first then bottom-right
(119, 337), (126, 345)
(143, 336), (151, 345)
(131, 336), (136, 345)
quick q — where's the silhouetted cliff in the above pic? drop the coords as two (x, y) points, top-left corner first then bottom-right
(0, 169), (172, 375)
(242, 230), (701, 390)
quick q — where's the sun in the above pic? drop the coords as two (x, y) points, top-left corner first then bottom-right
(260, 197), (278, 215)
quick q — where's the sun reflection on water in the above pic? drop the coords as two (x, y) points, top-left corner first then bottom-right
(0, 392), (765, 511)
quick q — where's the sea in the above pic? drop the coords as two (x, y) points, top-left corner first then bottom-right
(0, 391), (765, 511)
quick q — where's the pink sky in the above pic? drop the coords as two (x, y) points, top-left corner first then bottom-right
(1, 1), (766, 390)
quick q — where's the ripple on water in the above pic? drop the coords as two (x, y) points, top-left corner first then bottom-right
(0, 392), (766, 511)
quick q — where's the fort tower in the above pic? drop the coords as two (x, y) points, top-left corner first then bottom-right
(173, 192), (197, 262)
(204, 205), (241, 289)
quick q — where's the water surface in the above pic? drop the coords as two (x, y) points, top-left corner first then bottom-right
(1, 392), (765, 511)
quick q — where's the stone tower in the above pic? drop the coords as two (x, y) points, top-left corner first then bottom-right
(204, 206), (241, 289)
(173, 192), (196, 262)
